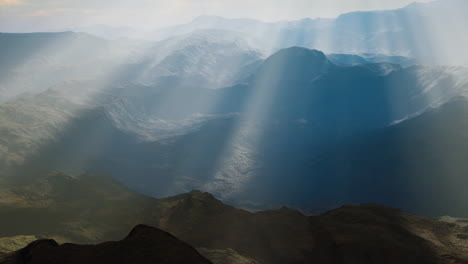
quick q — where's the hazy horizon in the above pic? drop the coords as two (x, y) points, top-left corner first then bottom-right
(0, 0), (435, 32)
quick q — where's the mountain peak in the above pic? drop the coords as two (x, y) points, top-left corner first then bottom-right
(187, 190), (218, 201)
(125, 224), (178, 240)
(271, 47), (328, 61)
(6, 225), (212, 264)
(254, 47), (332, 82)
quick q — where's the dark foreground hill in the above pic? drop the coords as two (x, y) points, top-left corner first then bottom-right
(0, 225), (212, 264)
(1, 173), (468, 263)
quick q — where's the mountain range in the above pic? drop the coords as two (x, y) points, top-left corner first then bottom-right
(0, 30), (263, 103)
(68, 0), (468, 66)
(1, 42), (468, 216)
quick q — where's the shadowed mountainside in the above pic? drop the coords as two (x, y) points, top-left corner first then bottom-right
(302, 96), (468, 216)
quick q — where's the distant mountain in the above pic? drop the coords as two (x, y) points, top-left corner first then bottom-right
(328, 53), (417, 67)
(360, 53), (418, 67)
(66, 24), (145, 40)
(149, 15), (270, 42)
(135, 0), (468, 66)
(0, 32), (144, 103)
(50, 1), (467, 66)
(0, 30), (264, 103)
(1, 173), (468, 264)
(0, 225), (212, 264)
(327, 54), (370, 65)
(134, 29), (265, 88)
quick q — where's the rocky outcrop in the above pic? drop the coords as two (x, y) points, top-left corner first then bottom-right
(0, 225), (211, 264)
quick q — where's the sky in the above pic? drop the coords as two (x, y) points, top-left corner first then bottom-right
(0, 0), (434, 32)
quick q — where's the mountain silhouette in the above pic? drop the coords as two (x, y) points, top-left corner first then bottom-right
(0, 225), (212, 264)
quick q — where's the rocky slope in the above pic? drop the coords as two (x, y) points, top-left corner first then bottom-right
(1, 173), (468, 263)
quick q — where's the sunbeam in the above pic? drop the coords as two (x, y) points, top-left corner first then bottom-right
(1, 1), (468, 263)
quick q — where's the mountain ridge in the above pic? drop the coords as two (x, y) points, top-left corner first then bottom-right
(1, 173), (468, 263)
(0, 225), (212, 264)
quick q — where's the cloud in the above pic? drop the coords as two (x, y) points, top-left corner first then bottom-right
(0, 0), (22, 5)
(27, 8), (71, 17)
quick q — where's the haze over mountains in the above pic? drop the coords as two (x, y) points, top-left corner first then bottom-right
(1, 0), (468, 263)
(0, 0), (468, 224)
(0, 30), (264, 103)
(1, 40), (468, 216)
(66, 0), (468, 66)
